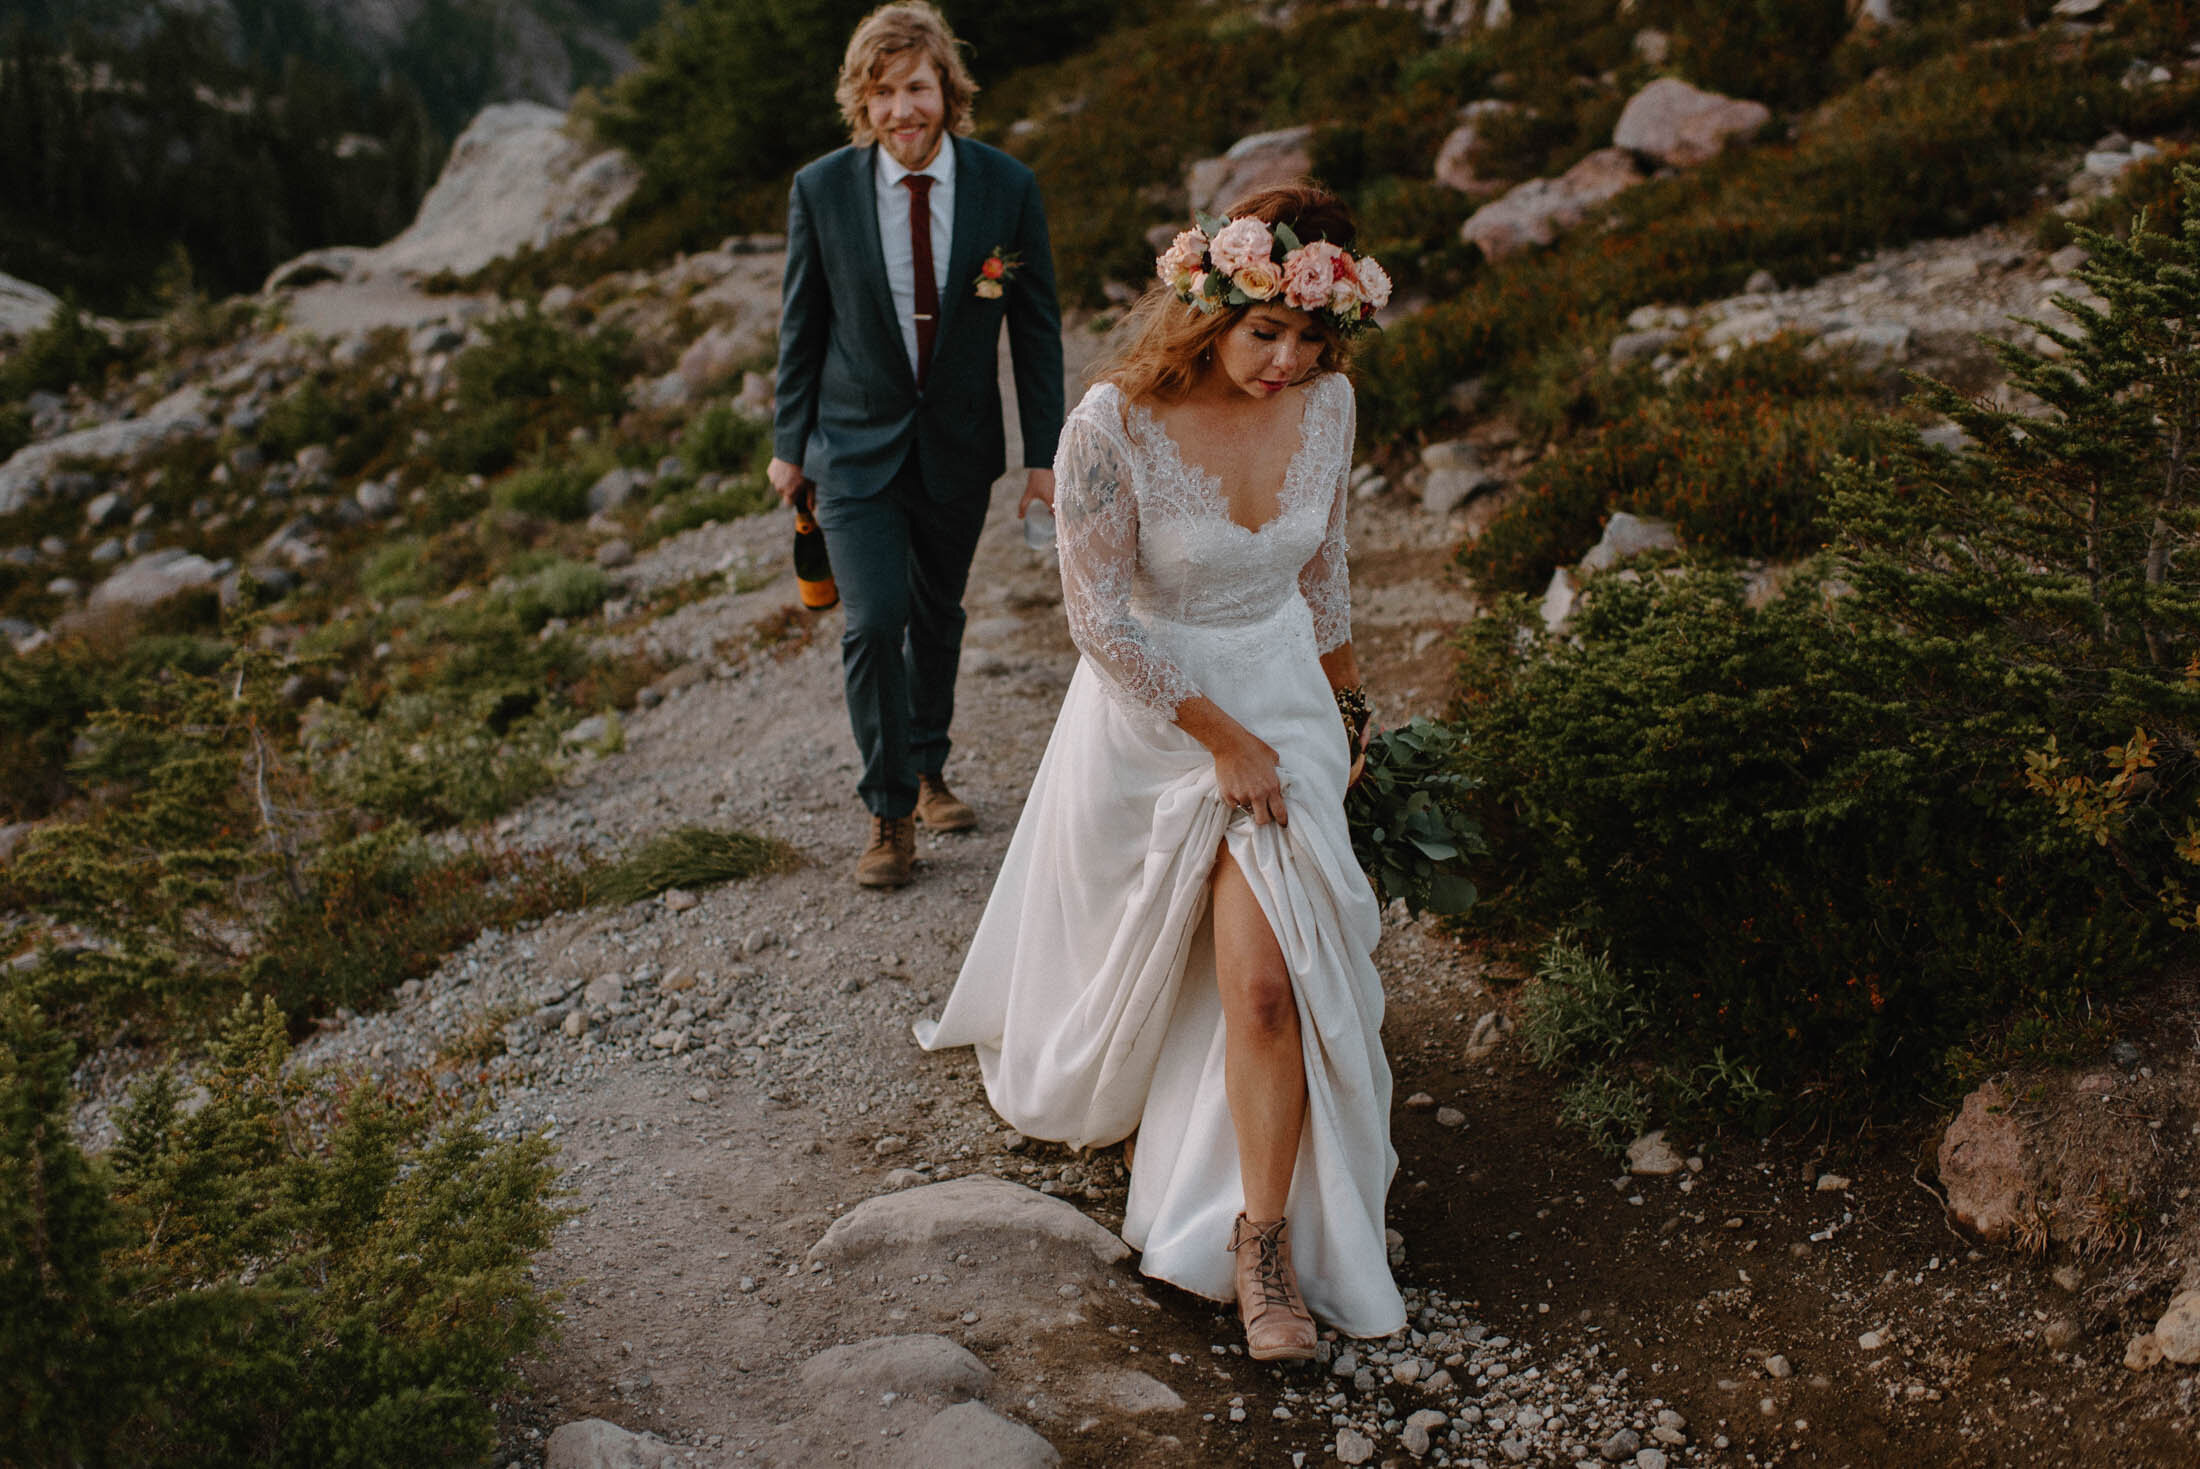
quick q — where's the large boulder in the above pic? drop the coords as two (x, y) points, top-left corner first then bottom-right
(544, 1419), (678, 1469)
(1186, 126), (1316, 218)
(1460, 148), (1645, 260)
(1937, 1071), (2167, 1250)
(0, 270), (60, 339)
(1579, 511), (1678, 573)
(0, 386), (215, 515)
(264, 103), (640, 289)
(87, 549), (227, 611)
(808, 1176), (1128, 1273)
(1432, 99), (1519, 199)
(1613, 78), (1771, 168)
(800, 1334), (992, 1402)
(1937, 1081), (2038, 1242)
(904, 1401), (1059, 1469)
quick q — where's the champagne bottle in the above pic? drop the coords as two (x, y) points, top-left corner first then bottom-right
(793, 486), (837, 610)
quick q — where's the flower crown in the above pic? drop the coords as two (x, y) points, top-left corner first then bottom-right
(1156, 211), (1392, 336)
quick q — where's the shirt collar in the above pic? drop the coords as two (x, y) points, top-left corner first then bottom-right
(876, 135), (956, 191)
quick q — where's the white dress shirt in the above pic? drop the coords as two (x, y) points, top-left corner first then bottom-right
(875, 139), (955, 379)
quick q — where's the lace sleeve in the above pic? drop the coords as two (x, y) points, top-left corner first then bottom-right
(1299, 376), (1354, 653)
(1055, 400), (1202, 722)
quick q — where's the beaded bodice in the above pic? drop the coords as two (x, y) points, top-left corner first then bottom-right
(1053, 373), (1355, 721)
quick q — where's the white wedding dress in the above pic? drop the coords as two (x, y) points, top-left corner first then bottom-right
(915, 370), (1404, 1338)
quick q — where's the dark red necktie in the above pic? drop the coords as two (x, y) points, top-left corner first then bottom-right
(903, 173), (937, 388)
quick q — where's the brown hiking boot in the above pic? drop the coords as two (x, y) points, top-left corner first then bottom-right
(854, 814), (915, 889)
(914, 773), (976, 832)
(1229, 1214), (1317, 1362)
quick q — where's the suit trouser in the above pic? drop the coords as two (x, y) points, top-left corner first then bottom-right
(813, 453), (990, 819)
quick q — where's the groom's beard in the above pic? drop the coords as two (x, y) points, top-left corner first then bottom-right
(881, 118), (945, 171)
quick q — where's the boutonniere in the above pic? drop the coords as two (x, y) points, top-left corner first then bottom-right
(974, 247), (1021, 299)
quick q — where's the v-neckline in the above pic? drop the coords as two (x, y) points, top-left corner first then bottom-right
(1127, 379), (1324, 536)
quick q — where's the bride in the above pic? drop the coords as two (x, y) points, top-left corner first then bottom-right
(916, 183), (1403, 1357)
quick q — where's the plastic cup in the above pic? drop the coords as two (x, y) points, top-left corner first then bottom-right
(1022, 500), (1057, 551)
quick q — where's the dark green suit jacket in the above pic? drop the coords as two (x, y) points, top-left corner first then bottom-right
(773, 136), (1065, 502)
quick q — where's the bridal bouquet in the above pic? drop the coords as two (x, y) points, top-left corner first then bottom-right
(1344, 717), (1485, 919)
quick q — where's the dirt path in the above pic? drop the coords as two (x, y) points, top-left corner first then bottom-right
(286, 323), (2198, 1467)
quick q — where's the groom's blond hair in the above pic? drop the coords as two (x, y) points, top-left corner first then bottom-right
(837, 3), (978, 145)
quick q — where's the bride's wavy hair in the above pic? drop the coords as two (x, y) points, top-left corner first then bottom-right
(1099, 182), (1360, 404)
(837, 3), (979, 145)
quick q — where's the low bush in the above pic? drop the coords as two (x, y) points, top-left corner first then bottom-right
(498, 558), (610, 632)
(433, 312), (632, 476)
(643, 476), (778, 544)
(1461, 339), (1896, 591)
(307, 690), (562, 832)
(679, 401), (769, 476)
(589, 826), (800, 907)
(1456, 567), (2153, 1121)
(1, 994), (563, 1466)
(493, 459), (596, 522)
(0, 298), (117, 402)
(0, 400), (27, 460)
(247, 830), (583, 1023)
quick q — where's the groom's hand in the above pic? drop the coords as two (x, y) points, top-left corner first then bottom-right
(768, 457), (808, 507)
(1017, 467), (1056, 520)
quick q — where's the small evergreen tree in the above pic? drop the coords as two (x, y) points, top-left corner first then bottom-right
(1835, 163), (2200, 924)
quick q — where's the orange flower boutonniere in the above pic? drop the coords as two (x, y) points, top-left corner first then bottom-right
(974, 247), (1021, 300)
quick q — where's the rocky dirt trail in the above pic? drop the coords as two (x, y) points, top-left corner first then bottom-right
(259, 295), (2198, 1468)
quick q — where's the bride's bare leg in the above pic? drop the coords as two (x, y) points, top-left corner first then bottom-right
(1212, 847), (1306, 1220)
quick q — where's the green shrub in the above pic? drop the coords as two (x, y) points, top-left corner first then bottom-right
(0, 994), (563, 1466)
(492, 458), (595, 521)
(1461, 339), (1897, 591)
(679, 401), (769, 476)
(1455, 567), (2153, 1119)
(246, 830), (584, 1022)
(255, 377), (343, 459)
(1835, 165), (2200, 930)
(643, 475), (779, 544)
(359, 538), (437, 602)
(433, 312), (633, 475)
(0, 298), (116, 402)
(0, 634), (226, 821)
(5, 638), (302, 1040)
(307, 690), (562, 831)
(499, 558), (610, 631)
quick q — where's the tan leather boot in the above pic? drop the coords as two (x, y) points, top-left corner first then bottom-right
(914, 773), (976, 831)
(1228, 1214), (1317, 1361)
(854, 814), (915, 889)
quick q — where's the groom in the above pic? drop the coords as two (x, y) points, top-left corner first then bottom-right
(769, 1), (1064, 890)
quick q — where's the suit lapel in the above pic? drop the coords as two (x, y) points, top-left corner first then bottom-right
(932, 136), (991, 354)
(846, 145), (916, 394)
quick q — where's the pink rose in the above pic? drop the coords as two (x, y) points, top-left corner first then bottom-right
(1156, 229), (1207, 291)
(1282, 241), (1343, 312)
(1208, 217), (1276, 277)
(1233, 260), (1283, 301)
(1328, 274), (1363, 315)
(1356, 256), (1393, 312)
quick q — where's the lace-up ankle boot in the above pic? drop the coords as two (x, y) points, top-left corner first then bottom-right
(914, 773), (976, 831)
(1228, 1213), (1317, 1361)
(855, 814), (915, 888)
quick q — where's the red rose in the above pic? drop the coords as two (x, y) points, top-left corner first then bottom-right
(982, 257), (1006, 279)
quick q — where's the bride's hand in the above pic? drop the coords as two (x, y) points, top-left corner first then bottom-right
(1214, 729), (1287, 828)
